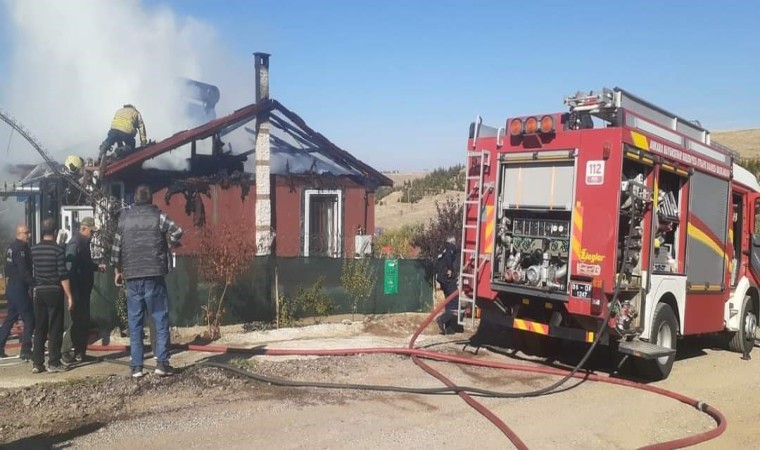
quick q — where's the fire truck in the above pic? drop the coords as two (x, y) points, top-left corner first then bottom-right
(460, 87), (759, 379)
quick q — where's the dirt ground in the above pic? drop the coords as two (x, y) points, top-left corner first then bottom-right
(1, 314), (759, 450)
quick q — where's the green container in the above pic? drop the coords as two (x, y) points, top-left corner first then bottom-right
(384, 259), (399, 295)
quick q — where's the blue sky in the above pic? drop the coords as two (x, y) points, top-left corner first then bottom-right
(3, 0), (760, 171)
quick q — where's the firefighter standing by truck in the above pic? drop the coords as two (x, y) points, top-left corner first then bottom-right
(0, 224), (35, 360)
(435, 236), (463, 335)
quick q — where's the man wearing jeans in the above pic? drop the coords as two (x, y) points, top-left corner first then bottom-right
(111, 185), (182, 378)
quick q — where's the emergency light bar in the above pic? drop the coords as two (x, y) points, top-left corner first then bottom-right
(508, 115), (555, 137)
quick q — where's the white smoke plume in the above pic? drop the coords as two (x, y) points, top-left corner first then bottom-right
(1, 0), (254, 171)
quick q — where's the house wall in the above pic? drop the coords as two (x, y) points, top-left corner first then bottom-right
(117, 174), (375, 257)
(151, 184), (256, 255)
(273, 175), (376, 257)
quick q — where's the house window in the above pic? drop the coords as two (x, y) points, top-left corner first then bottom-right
(108, 181), (125, 201)
(304, 189), (342, 257)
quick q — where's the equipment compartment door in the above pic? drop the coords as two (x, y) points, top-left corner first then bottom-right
(749, 194), (760, 278)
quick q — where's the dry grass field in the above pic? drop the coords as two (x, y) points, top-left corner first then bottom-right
(713, 128), (760, 158)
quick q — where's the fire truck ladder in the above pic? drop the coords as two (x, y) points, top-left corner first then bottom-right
(458, 149), (490, 329)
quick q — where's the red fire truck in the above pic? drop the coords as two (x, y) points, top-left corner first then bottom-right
(460, 87), (759, 379)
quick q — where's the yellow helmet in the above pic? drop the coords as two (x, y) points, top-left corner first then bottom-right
(64, 154), (84, 173)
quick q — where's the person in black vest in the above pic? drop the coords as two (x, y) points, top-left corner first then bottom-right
(30, 218), (73, 373)
(111, 185), (182, 378)
(435, 236), (463, 335)
(62, 217), (105, 365)
(0, 224), (35, 360)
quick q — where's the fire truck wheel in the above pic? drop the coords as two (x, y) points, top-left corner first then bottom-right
(727, 295), (756, 355)
(633, 302), (677, 381)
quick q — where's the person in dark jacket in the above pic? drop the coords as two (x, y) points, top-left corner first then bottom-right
(0, 224), (35, 360)
(435, 236), (463, 335)
(111, 185), (182, 378)
(31, 218), (73, 373)
(62, 217), (105, 364)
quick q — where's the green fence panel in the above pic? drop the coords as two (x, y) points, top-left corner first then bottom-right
(89, 256), (433, 332)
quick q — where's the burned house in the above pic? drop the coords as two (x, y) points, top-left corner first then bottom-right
(0, 77), (221, 248)
(3, 54), (392, 259)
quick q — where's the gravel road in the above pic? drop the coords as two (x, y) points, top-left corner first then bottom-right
(0, 317), (757, 449)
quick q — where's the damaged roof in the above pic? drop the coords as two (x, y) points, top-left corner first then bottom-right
(104, 98), (393, 187)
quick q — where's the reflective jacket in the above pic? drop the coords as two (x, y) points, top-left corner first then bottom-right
(111, 105), (147, 144)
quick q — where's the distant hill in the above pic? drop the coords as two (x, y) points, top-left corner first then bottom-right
(712, 129), (760, 158)
(376, 128), (760, 231)
(376, 166), (464, 230)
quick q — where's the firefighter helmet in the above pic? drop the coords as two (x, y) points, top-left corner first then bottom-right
(64, 155), (84, 173)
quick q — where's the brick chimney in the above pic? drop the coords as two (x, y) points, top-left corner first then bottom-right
(253, 52), (273, 255)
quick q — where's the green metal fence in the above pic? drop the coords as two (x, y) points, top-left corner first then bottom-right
(90, 256), (434, 332)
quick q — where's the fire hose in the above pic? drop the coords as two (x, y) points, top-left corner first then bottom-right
(82, 288), (725, 450)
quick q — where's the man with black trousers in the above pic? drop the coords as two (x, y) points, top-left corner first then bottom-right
(0, 224), (35, 360)
(435, 236), (463, 335)
(30, 218), (73, 373)
(62, 217), (105, 364)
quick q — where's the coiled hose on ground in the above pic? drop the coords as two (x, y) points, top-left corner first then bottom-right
(84, 288), (726, 450)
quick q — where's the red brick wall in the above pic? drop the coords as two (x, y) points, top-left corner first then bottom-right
(134, 176), (376, 257)
(152, 185), (255, 255)
(272, 176), (376, 257)
(273, 178), (302, 257)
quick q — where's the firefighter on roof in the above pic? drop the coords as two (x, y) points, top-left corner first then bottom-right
(99, 104), (147, 158)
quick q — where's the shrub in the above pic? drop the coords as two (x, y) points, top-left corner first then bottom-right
(411, 197), (463, 262)
(373, 223), (423, 258)
(277, 293), (297, 328)
(197, 219), (257, 340)
(295, 276), (336, 323)
(341, 257), (377, 320)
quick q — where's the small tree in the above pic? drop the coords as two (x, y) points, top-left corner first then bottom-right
(411, 196), (463, 262)
(197, 220), (257, 340)
(341, 257), (377, 320)
(373, 223), (423, 259)
(295, 276), (335, 324)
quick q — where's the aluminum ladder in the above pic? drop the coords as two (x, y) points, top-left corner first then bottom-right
(457, 149), (490, 329)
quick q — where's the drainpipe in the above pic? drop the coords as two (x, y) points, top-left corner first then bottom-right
(253, 52), (273, 255)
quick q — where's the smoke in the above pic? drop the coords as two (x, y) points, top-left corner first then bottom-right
(1, 0), (254, 170)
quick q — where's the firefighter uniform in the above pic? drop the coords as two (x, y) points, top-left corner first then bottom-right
(435, 240), (463, 334)
(1, 238), (35, 359)
(99, 104), (147, 157)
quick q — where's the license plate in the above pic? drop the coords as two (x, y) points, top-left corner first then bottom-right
(571, 282), (592, 299)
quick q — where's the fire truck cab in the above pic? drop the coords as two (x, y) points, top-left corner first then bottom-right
(462, 87), (759, 380)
